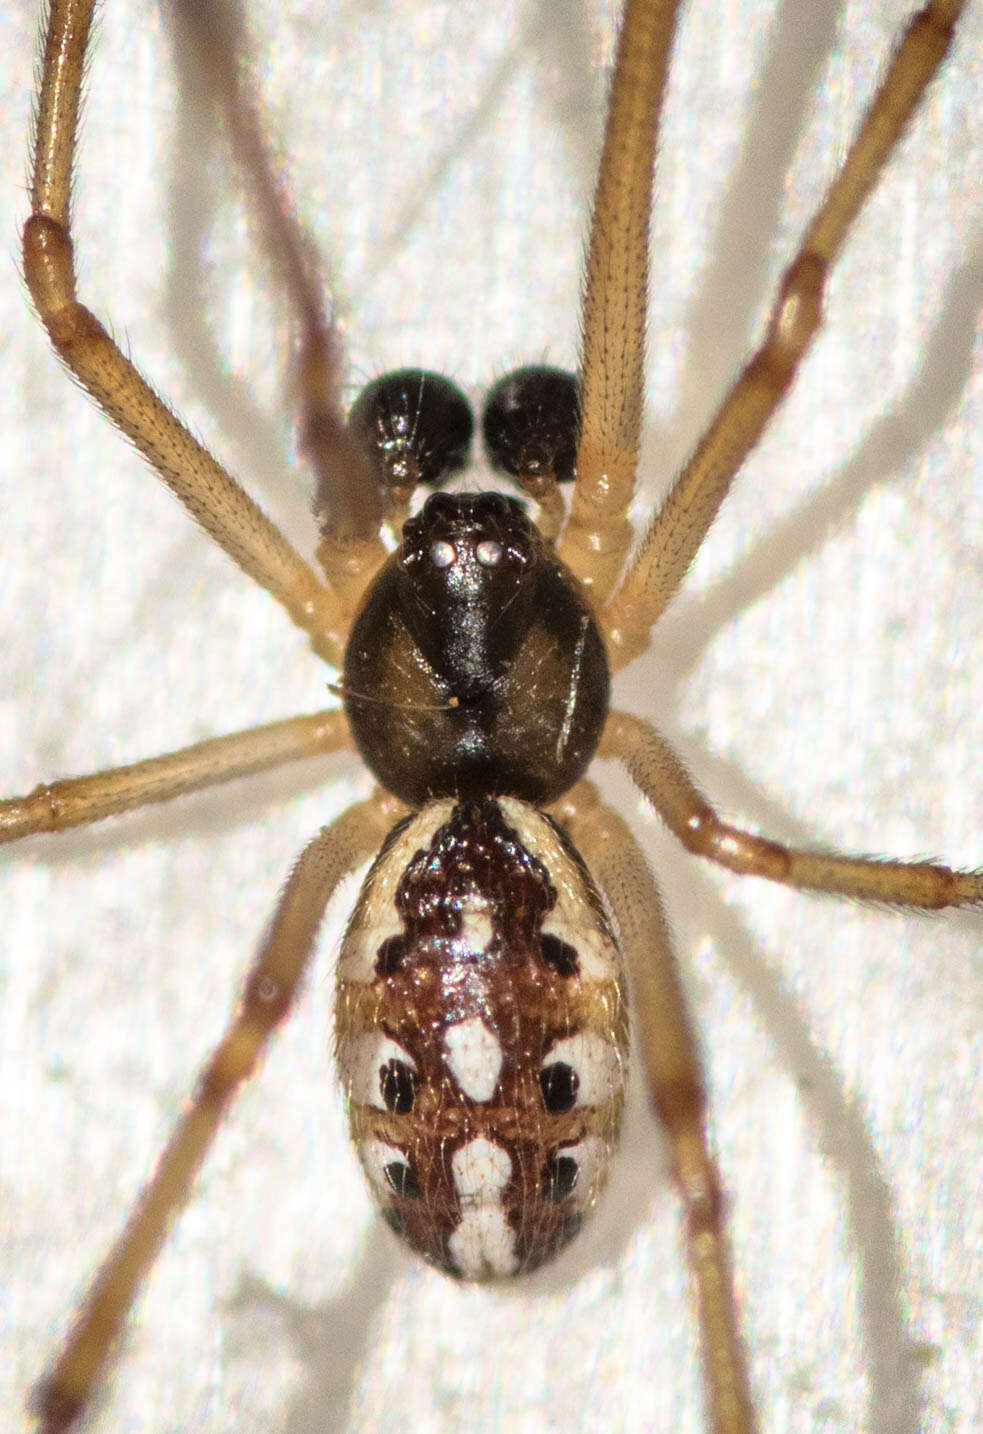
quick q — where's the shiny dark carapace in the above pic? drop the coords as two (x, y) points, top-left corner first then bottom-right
(343, 492), (610, 808)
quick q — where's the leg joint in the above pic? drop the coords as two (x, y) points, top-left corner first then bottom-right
(681, 809), (791, 881)
(22, 212), (77, 317)
(759, 251), (827, 387)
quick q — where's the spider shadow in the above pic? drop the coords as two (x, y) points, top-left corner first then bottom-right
(660, 0), (842, 474)
(162, 0), (318, 554)
(657, 835), (931, 1434)
(652, 224), (983, 690)
(220, 1235), (399, 1434)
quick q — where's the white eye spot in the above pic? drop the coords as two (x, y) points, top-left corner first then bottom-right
(430, 539), (455, 568)
(542, 1031), (623, 1108)
(555, 1136), (609, 1210)
(541, 916), (616, 982)
(338, 1032), (416, 1109)
(337, 915), (402, 982)
(451, 1137), (512, 1199)
(497, 798), (621, 984)
(360, 1139), (409, 1192)
(443, 1017), (503, 1100)
(475, 539), (502, 566)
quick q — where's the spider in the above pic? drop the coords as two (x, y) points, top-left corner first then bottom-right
(7, 0), (981, 1428)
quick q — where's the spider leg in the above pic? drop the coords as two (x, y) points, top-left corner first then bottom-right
(0, 709), (351, 843)
(558, 0), (682, 601)
(600, 1), (966, 670)
(557, 779), (756, 1434)
(168, 0), (388, 614)
(603, 710), (983, 907)
(24, 0), (346, 666)
(29, 787), (401, 1434)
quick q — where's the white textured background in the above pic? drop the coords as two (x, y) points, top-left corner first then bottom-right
(3, 2), (983, 1432)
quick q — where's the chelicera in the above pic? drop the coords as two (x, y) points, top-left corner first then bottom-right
(10, 1), (978, 1431)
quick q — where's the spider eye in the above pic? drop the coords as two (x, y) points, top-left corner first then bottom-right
(430, 540), (455, 568)
(349, 369), (474, 493)
(482, 366), (580, 484)
(475, 539), (502, 567)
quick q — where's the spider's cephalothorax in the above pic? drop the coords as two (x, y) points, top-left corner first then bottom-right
(343, 459), (609, 808)
(336, 795), (628, 1277)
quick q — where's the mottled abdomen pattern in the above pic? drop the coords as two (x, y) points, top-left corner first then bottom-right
(336, 797), (628, 1279)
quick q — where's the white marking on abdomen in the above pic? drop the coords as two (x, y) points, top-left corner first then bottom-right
(542, 1031), (623, 1107)
(338, 1032), (416, 1108)
(457, 894), (494, 954)
(360, 1138), (410, 1194)
(336, 916), (401, 982)
(557, 1135), (609, 1209)
(443, 1017), (503, 1100)
(448, 1137), (518, 1277)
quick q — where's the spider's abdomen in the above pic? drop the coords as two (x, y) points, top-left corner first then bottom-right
(342, 492), (609, 806)
(335, 797), (628, 1279)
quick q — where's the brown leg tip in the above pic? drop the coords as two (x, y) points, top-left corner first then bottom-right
(29, 1376), (84, 1433)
